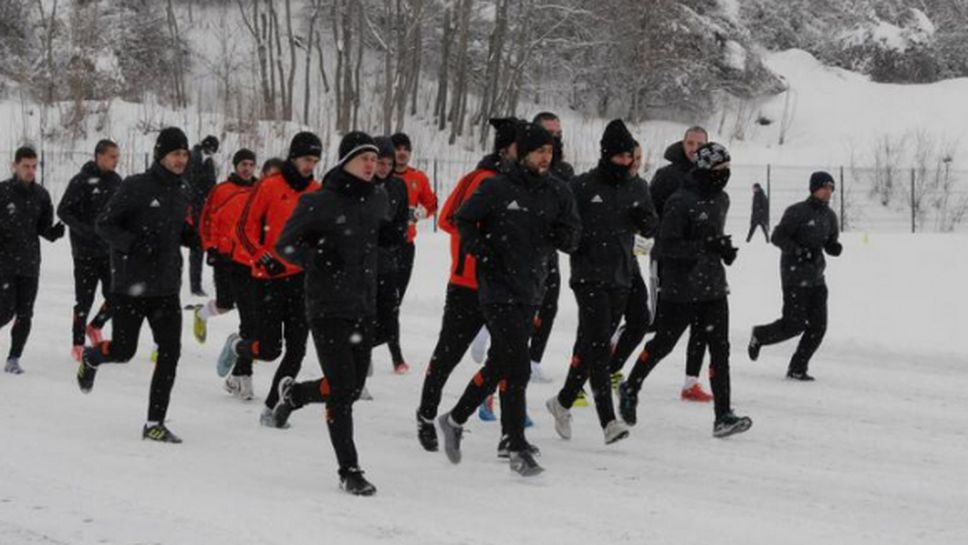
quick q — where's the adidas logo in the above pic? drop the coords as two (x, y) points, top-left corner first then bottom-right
(591, 194), (604, 203)
(698, 212), (709, 221)
(150, 199), (161, 208)
(92, 188), (100, 195)
(507, 200), (522, 211)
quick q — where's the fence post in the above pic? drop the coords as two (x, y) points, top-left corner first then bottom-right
(144, 153), (150, 170)
(839, 166), (845, 232)
(432, 159), (439, 233)
(766, 164), (772, 230)
(910, 168), (916, 234)
(40, 149), (46, 187)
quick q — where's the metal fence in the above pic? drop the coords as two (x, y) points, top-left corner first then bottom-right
(11, 149), (968, 234)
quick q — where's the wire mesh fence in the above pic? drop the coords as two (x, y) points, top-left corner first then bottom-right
(8, 149), (968, 234)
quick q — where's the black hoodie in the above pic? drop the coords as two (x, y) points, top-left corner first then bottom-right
(650, 141), (693, 217)
(455, 162), (581, 306)
(772, 197), (840, 289)
(276, 168), (389, 319)
(0, 177), (60, 277)
(96, 162), (196, 297)
(57, 161), (122, 259)
(655, 173), (731, 303)
(568, 161), (658, 289)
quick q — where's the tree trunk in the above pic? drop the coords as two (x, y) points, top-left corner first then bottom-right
(303, 0), (321, 123)
(448, 0), (473, 145)
(284, 0), (297, 120)
(434, 5), (453, 131)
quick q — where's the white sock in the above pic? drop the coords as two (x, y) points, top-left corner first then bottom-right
(146, 421), (160, 428)
(198, 300), (222, 320)
(683, 375), (699, 389)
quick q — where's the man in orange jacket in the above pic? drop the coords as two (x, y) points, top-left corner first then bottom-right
(390, 132), (438, 304)
(216, 132), (323, 426)
(194, 148), (259, 399)
(415, 118), (518, 452)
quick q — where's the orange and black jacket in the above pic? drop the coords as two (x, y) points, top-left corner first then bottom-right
(199, 173), (256, 261)
(396, 165), (438, 243)
(236, 163), (320, 279)
(438, 153), (502, 290)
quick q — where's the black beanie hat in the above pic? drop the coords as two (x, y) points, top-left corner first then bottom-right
(516, 122), (554, 159)
(489, 117), (520, 152)
(374, 136), (396, 159)
(390, 132), (412, 151)
(154, 127), (189, 162)
(337, 131), (379, 167)
(288, 131), (323, 160)
(232, 148), (256, 167)
(600, 119), (637, 159)
(810, 171), (835, 192)
(694, 142), (731, 171)
(201, 135), (220, 153)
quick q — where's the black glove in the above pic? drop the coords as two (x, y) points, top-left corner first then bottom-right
(705, 235), (737, 262)
(794, 246), (815, 263)
(722, 245), (738, 266)
(206, 250), (225, 266)
(313, 238), (343, 273)
(258, 253), (286, 276)
(48, 222), (66, 241)
(825, 241), (843, 257)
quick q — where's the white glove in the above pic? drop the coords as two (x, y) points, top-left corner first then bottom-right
(409, 205), (428, 223)
(633, 235), (654, 257)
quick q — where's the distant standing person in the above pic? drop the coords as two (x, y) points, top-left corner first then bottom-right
(748, 172), (842, 381)
(76, 128), (197, 443)
(187, 135), (220, 296)
(391, 132), (438, 304)
(0, 146), (66, 374)
(746, 183), (769, 243)
(57, 140), (122, 362)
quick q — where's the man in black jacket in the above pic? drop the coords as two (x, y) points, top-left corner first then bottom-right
(528, 111), (575, 384)
(748, 172), (842, 381)
(415, 117), (518, 453)
(0, 147), (65, 374)
(608, 142), (659, 382)
(436, 122), (581, 476)
(76, 127), (197, 444)
(370, 136), (411, 373)
(619, 142), (753, 438)
(548, 119), (657, 445)
(271, 131), (388, 496)
(650, 127), (714, 402)
(187, 135), (219, 296)
(746, 183), (770, 243)
(57, 140), (122, 361)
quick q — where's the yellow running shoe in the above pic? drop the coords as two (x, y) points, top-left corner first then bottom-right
(193, 309), (207, 344)
(573, 389), (589, 408)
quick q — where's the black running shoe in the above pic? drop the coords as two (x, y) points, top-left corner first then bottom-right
(497, 435), (541, 459)
(509, 449), (544, 476)
(618, 381), (638, 426)
(339, 467), (376, 496)
(76, 351), (98, 394)
(142, 423), (183, 443)
(748, 329), (761, 361)
(713, 412), (753, 438)
(416, 411), (438, 452)
(786, 370), (815, 381)
(272, 377), (298, 428)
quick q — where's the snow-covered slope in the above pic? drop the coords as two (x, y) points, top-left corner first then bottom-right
(1, 228), (965, 545)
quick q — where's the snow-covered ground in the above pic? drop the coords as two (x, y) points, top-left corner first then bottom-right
(1, 225), (965, 545)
